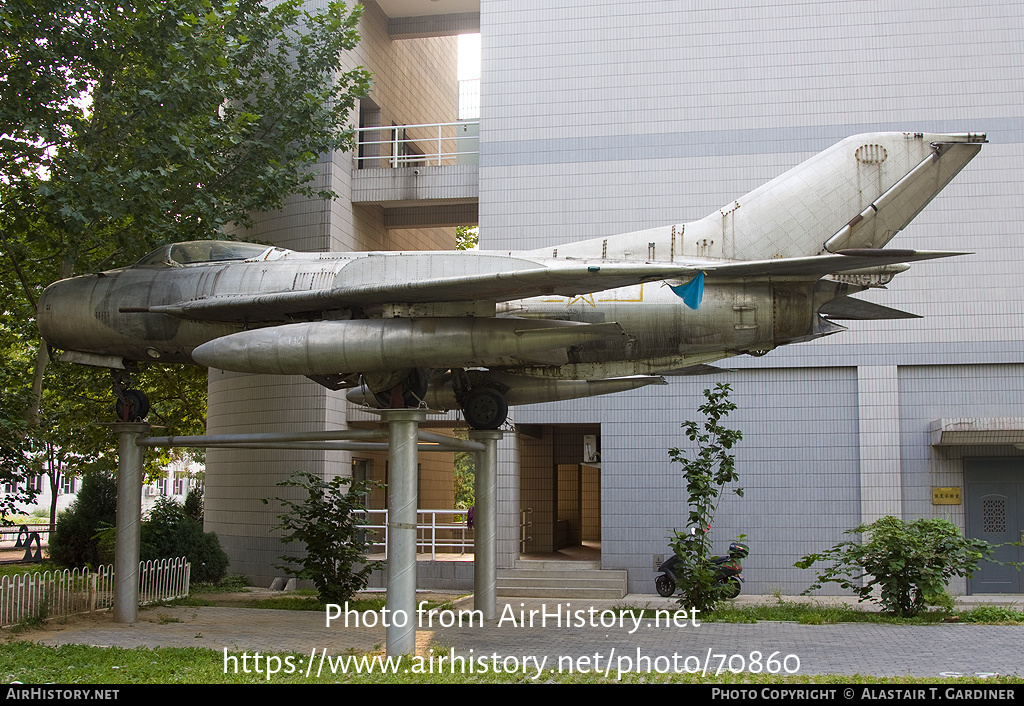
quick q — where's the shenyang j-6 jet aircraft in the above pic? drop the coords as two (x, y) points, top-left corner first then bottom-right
(38, 132), (984, 429)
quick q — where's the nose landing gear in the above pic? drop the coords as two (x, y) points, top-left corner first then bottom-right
(111, 369), (150, 422)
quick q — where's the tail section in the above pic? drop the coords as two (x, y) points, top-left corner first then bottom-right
(686, 132), (985, 261)
(547, 132), (983, 264)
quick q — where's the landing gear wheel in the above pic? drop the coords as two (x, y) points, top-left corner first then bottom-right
(655, 574), (675, 597)
(463, 388), (508, 430)
(115, 389), (150, 422)
(372, 368), (430, 409)
(722, 578), (741, 599)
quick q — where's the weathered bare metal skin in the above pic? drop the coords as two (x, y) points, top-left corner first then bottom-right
(191, 318), (624, 375)
(36, 132), (984, 411)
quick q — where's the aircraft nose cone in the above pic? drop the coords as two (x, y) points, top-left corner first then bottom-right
(37, 276), (101, 351)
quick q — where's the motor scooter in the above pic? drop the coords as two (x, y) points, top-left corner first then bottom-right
(655, 537), (749, 598)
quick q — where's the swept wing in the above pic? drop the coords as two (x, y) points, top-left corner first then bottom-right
(138, 249), (960, 323)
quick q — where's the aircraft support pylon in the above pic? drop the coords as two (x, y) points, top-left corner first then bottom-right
(113, 422), (150, 623)
(469, 430), (502, 620)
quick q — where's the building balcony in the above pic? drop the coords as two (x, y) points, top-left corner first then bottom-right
(352, 121), (479, 228)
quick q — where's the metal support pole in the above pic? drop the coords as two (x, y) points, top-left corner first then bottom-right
(381, 409), (425, 656)
(469, 430), (502, 620)
(113, 422), (149, 623)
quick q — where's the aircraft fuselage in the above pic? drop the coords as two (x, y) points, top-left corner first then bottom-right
(38, 251), (807, 378)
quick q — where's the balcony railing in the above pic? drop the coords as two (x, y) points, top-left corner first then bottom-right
(355, 120), (479, 169)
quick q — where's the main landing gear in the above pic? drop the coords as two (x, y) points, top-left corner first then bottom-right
(461, 387), (508, 431)
(364, 367), (511, 431)
(452, 369), (509, 431)
(371, 368), (430, 410)
(111, 369), (150, 422)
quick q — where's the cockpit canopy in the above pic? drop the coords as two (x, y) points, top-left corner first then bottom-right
(135, 241), (290, 267)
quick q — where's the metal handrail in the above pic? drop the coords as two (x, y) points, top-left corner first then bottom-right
(354, 120), (479, 168)
(359, 505), (534, 558)
(520, 507), (533, 553)
(361, 508), (474, 560)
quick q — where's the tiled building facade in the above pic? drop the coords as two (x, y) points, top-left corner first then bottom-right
(480, 0), (1024, 594)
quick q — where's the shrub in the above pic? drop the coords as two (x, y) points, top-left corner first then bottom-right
(183, 485), (204, 523)
(140, 497), (229, 583)
(48, 473), (117, 568)
(794, 516), (995, 617)
(666, 383), (745, 612)
(264, 471), (382, 604)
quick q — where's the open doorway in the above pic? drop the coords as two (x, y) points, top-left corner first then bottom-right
(518, 424), (601, 561)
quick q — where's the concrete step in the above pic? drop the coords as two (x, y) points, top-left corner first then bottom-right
(497, 565), (627, 599)
(514, 559), (601, 571)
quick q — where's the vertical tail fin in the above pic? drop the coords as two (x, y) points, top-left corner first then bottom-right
(685, 132), (984, 261)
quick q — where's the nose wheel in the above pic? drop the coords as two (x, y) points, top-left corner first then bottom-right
(115, 389), (150, 422)
(111, 369), (150, 422)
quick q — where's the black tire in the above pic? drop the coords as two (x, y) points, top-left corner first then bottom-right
(722, 577), (741, 599)
(655, 574), (675, 597)
(115, 389), (150, 421)
(463, 387), (508, 430)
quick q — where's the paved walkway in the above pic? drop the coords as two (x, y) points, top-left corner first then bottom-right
(21, 593), (1024, 679)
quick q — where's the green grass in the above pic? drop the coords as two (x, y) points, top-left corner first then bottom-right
(0, 642), (1019, 684)
(608, 600), (1024, 625)
(956, 605), (1024, 624)
(169, 587), (456, 613)
(189, 574), (250, 594)
(0, 562), (61, 582)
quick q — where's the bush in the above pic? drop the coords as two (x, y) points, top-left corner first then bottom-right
(265, 471), (382, 604)
(667, 384), (745, 613)
(140, 497), (229, 583)
(48, 473), (117, 568)
(794, 516), (995, 617)
(183, 485), (204, 523)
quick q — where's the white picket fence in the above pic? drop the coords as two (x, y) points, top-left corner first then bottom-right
(0, 557), (191, 627)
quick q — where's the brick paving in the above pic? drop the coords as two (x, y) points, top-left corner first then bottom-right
(20, 593), (1024, 678)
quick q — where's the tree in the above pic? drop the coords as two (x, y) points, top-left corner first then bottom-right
(795, 515), (1002, 617)
(454, 450), (475, 510)
(666, 383), (744, 612)
(0, 316), (38, 522)
(0, 0), (371, 519)
(48, 471), (118, 567)
(456, 225), (478, 250)
(265, 471), (382, 604)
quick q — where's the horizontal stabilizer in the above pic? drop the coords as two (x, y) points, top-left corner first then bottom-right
(702, 249), (964, 279)
(819, 297), (921, 320)
(662, 363), (736, 376)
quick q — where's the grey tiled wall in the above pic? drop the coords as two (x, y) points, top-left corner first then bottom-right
(479, 0), (1024, 594)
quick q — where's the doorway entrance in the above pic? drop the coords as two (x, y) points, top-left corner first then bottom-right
(965, 458), (1024, 593)
(518, 424), (601, 561)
